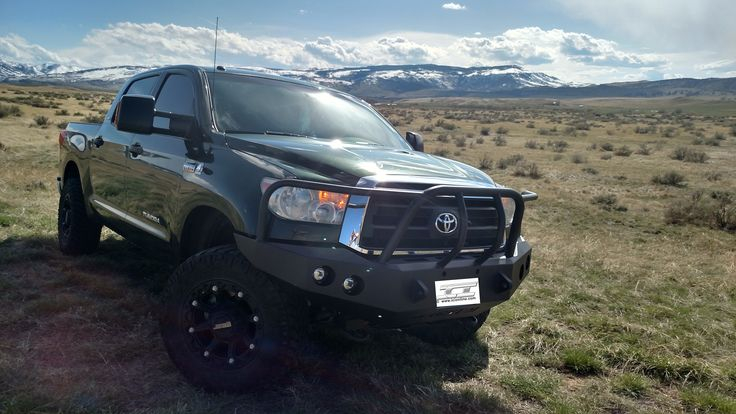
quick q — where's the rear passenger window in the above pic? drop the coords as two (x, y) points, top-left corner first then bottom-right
(155, 74), (195, 116)
(125, 76), (159, 95)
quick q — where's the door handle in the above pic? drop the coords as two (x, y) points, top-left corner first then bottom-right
(92, 136), (104, 148)
(129, 143), (144, 157)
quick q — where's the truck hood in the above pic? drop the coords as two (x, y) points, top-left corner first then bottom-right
(225, 134), (494, 187)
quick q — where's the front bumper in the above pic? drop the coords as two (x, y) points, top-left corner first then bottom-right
(235, 233), (531, 327)
(235, 179), (534, 328)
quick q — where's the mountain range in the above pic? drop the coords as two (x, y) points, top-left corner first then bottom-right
(2, 59), (735, 99)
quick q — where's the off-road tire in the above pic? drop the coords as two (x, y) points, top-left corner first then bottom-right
(404, 310), (490, 346)
(57, 176), (101, 255)
(159, 245), (307, 392)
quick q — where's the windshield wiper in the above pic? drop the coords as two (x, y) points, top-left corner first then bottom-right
(264, 130), (311, 138)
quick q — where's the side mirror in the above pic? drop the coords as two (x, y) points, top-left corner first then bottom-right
(405, 131), (424, 152)
(116, 95), (154, 134)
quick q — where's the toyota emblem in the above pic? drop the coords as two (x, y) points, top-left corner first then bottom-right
(435, 212), (458, 234)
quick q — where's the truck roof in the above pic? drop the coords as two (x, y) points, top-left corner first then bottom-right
(133, 64), (327, 91)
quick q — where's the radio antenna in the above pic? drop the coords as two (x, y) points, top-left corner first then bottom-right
(213, 17), (219, 73)
(211, 17), (220, 132)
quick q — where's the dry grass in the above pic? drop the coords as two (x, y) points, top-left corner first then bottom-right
(1, 84), (736, 413)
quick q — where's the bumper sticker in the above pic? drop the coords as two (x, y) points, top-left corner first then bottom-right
(435, 277), (481, 308)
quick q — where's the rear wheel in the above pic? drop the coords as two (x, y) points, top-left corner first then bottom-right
(57, 176), (101, 255)
(159, 245), (306, 392)
(404, 310), (490, 346)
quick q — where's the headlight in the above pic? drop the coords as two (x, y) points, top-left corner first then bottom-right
(268, 186), (349, 225)
(501, 197), (515, 228)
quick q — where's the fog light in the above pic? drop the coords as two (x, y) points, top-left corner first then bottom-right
(313, 267), (327, 282)
(343, 276), (356, 291)
(342, 275), (363, 294)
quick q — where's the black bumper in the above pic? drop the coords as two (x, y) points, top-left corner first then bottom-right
(235, 234), (531, 328)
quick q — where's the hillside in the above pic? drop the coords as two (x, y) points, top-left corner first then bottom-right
(2, 59), (735, 99)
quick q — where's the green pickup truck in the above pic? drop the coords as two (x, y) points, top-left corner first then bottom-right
(57, 65), (536, 391)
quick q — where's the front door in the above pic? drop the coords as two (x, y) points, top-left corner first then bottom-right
(124, 72), (197, 243)
(87, 75), (160, 227)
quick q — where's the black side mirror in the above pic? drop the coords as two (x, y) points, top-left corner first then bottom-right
(405, 131), (424, 152)
(116, 95), (154, 134)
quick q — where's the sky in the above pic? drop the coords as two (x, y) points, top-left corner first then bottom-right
(0, 0), (734, 84)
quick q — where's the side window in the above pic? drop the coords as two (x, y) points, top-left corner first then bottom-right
(155, 74), (195, 116)
(112, 75), (159, 123)
(125, 76), (159, 96)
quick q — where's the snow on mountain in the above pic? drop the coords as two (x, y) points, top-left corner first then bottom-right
(0, 59), (570, 97)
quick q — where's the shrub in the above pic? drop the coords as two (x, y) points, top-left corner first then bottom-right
(55, 109), (69, 116)
(636, 143), (653, 155)
(435, 119), (457, 130)
(33, 115), (49, 127)
(0, 103), (22, 118)
(432, 148), (450, 157)
(496, 126), (509, 135)
(524, 140), (538, 149)
(706, 171), (722, 182)
(497, 154), (525, 170)
(652, 171), (686, 187)
(478, 154), (493, 170)
(592, 194), (627, 211)
(526, 122), (535, 129)
(547, 140), (569, 153)
(512, 162), (542, 179)
(493, 135), (507, 146)
(561, 348), (603, 375)
(83, 113), (105, 123)
(570, 153), (587, 164)
(582, 167), (599, 175)
(614, 145), (632, 156)
(671, 147), (708, 163)
(475, 136), (485, 144)
(563, 126), (577, 136)
(635, 125), (657, 134)
(601, 153), (612, 160)
(454, 137), (467, 148)
(56, 121), (68, 129)
(665, 190), (736, 232)
(660, 126), (677, 138)
(419, 124), (433, 132)
(600, 142), (614, 151)
(480, 127), (491, 136)
(437, 134), (449, 143)
(713, 131), (726, 141)
(612, 373), (649, 399)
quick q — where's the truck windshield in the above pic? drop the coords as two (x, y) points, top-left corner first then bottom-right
(208, 73), (408, 149)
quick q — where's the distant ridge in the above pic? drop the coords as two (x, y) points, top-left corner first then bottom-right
(2, 59), (735, 98)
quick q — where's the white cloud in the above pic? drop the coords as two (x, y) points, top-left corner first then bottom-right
(555, 0), (736, 57)
(0, 34), (67, 65)
(442, 3), (466, 10)
(452, 27), (666, 68)
(1, 22), (729, 84)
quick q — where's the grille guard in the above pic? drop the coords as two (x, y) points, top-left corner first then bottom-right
(257, 179), (536, 268)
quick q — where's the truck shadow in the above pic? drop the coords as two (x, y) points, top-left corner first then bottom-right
(0, 235), (506, 413)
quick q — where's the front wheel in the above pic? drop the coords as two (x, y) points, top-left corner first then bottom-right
(403, 310), (490, 346)
(57, 176), (101, 255)
(159, 245), (306, 392)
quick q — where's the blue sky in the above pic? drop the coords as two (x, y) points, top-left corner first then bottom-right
(1, 0), (734, 83)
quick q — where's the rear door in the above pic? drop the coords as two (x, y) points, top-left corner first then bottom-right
(88, 75), (160, 226)
(123, 71), (198, 242)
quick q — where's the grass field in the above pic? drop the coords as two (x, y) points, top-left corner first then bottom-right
(0, 83), (735, 413)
